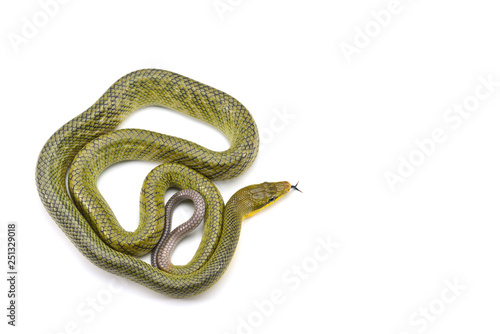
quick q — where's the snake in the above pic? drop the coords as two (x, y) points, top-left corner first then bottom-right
(150, 189), (206, 271)
(35, 69), (294, 297)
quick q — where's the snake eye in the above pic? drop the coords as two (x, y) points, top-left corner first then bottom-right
(267, 196), (276, 203)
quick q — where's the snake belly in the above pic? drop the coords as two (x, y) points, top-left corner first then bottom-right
(150, 189), (206, 272)
(35, 69), (260, 298)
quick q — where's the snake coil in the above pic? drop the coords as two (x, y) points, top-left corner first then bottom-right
(36, 69), (290, 297)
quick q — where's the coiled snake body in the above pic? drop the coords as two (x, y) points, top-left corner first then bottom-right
(36, 69), (291, 297)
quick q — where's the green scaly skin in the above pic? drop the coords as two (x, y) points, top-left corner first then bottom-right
(35, 69), (290, 297)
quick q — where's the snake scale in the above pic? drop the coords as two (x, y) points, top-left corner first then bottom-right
(150, 189), (206, 271)
(35, 69), (292, 297)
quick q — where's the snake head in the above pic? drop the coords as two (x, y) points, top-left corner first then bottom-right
(240, 181), (291, 218)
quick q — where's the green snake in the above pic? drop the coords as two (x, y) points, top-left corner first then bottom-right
(35, 69), (292, 297)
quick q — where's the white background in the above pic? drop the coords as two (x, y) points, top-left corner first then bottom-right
(2, 0), (500, 333)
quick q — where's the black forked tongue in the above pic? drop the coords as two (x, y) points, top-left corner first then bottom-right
(291, 181), (302, 193)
